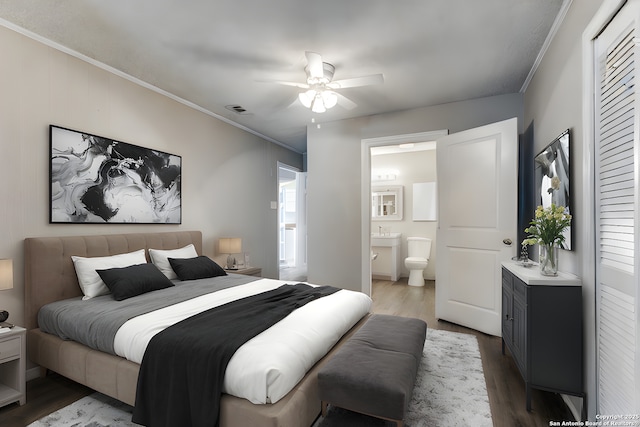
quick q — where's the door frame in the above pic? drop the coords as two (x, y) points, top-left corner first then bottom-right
(360, 130), (448, 295)
(277, 162), (305, 277)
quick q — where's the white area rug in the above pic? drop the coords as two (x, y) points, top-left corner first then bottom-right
(28, 392), (137, 427)
(29, 329), (492, 427)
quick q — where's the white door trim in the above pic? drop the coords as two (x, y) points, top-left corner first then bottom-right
(360, 130), (448, 295)
(277, 161), (303, 276)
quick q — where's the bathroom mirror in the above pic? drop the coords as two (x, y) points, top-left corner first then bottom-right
(372, 186), (403, 221)
(413, 182), (437, 221)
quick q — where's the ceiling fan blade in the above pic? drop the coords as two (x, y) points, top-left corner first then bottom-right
(328, 74), (384, 89)
(306, 51), (324, 79)
(336, 93), (357, 110)
(265, 80), (310, 89)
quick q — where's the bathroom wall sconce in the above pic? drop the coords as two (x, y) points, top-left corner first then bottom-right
(0, 259), (13, 323)
(371, 169), (399, 182)
(218, 238), (242, 269)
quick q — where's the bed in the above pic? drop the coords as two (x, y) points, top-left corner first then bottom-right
(24, 231), (371, 427)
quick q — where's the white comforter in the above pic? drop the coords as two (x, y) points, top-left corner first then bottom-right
(114, 278), (371, 404)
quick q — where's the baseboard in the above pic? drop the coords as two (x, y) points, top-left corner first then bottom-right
(562, 394), (581, 421)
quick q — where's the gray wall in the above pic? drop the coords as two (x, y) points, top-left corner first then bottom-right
(307, 93), (524, 291)
(0, 24), (302, 328)
(523, 0), (602, 419)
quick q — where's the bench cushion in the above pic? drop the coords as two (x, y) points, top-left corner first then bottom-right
(318, 314), (427, 421)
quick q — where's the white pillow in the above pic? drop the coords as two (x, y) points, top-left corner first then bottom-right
(149, 244), (198, 280)
(72, 249), (147, 300)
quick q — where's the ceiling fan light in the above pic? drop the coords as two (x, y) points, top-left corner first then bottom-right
(322, 91), (338, 109)
(298, 90), (315, 108)
(311, 96), (326, 113)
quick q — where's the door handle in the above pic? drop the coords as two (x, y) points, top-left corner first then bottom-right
(503, 238), (512, 246)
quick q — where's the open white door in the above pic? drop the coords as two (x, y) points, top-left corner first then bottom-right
(436, 117), (518, 336)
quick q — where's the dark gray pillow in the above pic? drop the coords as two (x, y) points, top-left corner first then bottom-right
(168, 256), (227, 281)
(97, 263), (174, 301)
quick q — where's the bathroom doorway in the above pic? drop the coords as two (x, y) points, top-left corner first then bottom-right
(364, 131), (447, 294)
(277, 163), (307, 281)
(370, 144), (435, 283)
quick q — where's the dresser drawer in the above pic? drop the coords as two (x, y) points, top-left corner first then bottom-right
(0, 336), (20, 362)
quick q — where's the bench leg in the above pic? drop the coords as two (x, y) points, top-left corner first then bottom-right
(320, 400), (403, 427)
(321, 401), (328, 417)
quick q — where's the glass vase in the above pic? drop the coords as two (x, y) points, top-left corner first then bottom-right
(539, 244), (558, 276)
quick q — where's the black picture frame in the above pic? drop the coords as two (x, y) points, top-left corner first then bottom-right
(50, 125), (182, 224)
(534, 129), (571, 250)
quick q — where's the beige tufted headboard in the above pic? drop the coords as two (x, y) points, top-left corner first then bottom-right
(24, 230), (202, 331)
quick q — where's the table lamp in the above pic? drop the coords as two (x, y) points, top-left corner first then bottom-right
(218, 238), (242, 269)
(0, 259), (13, 323)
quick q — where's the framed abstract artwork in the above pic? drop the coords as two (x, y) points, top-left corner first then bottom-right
(534, 129), (571, 249)
(50, 125), (182, 224)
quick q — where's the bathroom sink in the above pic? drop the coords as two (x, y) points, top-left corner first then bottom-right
(370, 232), (402, 281)
(371, 232), (401, 238)
(371, 233), (401, 246)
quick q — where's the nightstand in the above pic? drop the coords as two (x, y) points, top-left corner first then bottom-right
(228, 267), (262, 277)
(0, 326), (26, 408)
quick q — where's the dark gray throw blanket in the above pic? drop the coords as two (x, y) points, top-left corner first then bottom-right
(132, 283), (339, 427)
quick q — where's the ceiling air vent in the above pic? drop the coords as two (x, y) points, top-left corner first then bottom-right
(225, 105), (250, 115)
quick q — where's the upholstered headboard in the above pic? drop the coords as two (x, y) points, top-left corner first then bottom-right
(24, 230), (202, 331)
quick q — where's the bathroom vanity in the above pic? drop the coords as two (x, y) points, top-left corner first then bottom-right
(371, 232), (402, 281)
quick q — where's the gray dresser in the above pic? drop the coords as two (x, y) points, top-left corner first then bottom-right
(501, 262), (584, 413)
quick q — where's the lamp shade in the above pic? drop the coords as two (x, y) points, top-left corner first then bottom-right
(0, 259), (13, 290)
(298, 90), (315, 108)
(218, 238), (242, 254)
(322, 90), (338, 109)
(298, 89), (337, 113)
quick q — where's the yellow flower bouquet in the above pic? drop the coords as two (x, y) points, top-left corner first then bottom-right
(522, 204), (571, 275)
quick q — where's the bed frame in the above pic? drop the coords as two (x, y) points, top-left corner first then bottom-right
(24, 230), (367, 427)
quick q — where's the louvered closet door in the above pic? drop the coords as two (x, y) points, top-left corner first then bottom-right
(595, 0), (640, 415)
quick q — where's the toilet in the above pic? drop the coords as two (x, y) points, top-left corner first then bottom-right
(404, 237), (432, 287)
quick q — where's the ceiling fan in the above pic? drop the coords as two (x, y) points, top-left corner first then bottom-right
(275, 51), (384, 113)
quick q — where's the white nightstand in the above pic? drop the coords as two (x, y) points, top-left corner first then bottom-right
(0, 326), (26, 408)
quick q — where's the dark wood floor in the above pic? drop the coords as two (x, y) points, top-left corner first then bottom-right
(371, 278), (575, 427)
(0, 278), (574, 427)
(0, 371), (93, 427)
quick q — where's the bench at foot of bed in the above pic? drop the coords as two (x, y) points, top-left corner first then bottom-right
(317, 314), (427, 427)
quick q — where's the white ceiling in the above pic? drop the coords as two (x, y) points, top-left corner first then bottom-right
(0, 0), (567, 154)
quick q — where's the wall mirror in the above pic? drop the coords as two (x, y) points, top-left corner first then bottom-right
(534, 129), (571, 249)
(372, 186), (403, 221)
(413, 182), (437, 221)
